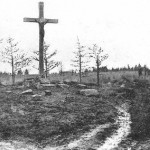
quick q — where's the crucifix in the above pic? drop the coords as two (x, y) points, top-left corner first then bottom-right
(23, 2), (58, 75)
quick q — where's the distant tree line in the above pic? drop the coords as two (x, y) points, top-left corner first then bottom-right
(92, 66), (108, 72)
(82, 64), (150, 74)
(110, 64), (149, 72)
(0, 69), (29, 76)
(0, 72), (11, 76)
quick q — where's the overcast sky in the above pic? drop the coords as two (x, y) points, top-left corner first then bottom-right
(0, 0), (150, 73)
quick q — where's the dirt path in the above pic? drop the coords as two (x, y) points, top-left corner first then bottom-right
(97, 104), (131, 150)
(0, 104), (131, 150)
(48, 103), (131, 150)
(62, 103), (131, 150)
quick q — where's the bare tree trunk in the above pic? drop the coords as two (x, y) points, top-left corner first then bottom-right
(11, 57), (15, 84)
(79, 54), (82, 83)
(72, 70), (74, 76)
(45, 58), (48, 78)
(96, 58), (100, 86)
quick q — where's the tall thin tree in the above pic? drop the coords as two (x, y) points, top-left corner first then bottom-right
(71, 37), (88, 83)
(1, 37), (31, 84)
(89, 44), (108, 86)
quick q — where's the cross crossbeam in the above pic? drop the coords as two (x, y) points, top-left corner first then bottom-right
(23, 2), (58, 75)
(24, 17), (58, 24)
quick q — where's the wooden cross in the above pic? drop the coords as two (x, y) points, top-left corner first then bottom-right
(23, 2), (58, 75)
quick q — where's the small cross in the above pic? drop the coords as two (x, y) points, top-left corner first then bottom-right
(23, 2), (58, 75)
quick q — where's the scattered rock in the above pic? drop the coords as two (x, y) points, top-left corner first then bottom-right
(32, 94), (42, 98)
(23, 76), (48, 89)
(5, 91), (12, 94)
(63, 79), (71, 84)
(42, 84), (56, 88)
(24, 78), (37, 89)
(79, 89), (99, 97)
(50, 80), (60, 84)
(45, 90), (52, 96)
(21, 89), (33, 95)
(57, 84), (69, 89)
(120, 84), (125, 88)
(32, 94), (42, 102)
(40, 78), (50, 84)
(107, 82), (112, 86)
(77, 84), (87, 88)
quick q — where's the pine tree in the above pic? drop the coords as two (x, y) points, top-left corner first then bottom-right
(71, 37), (89, 83)
(89, 44), (108, 86)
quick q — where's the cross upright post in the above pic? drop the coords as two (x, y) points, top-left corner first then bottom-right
(23, 2), (58, 76)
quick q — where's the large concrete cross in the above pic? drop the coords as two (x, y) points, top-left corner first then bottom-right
(23, 2), (58, 75)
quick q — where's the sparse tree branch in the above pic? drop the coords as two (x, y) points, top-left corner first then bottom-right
(88, 44), (108, 86)
(32, 42), (59, 77)
(71, 37), (89, 83)
(0, 37), (31, 84)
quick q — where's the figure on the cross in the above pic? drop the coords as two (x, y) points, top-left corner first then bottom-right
(23, 2), (58, 75)
(40, 26), (45, 39)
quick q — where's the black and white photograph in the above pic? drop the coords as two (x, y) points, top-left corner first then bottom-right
(0, 0), (149, 149)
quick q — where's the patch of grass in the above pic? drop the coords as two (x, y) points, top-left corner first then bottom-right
(0, 84), (117, 147)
